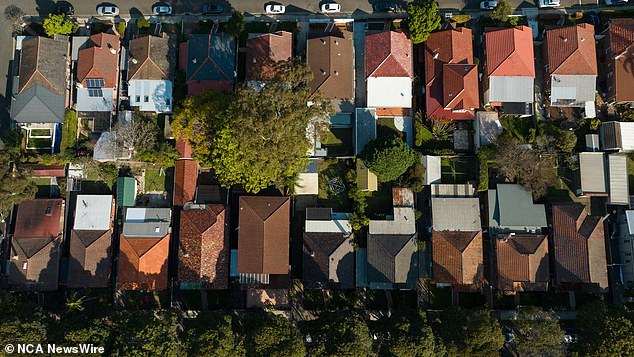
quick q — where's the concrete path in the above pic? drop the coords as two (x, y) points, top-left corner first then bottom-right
(353, 19), (366, 108)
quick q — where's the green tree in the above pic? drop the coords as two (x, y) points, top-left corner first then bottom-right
(576, 301), (634, 356)
(406, 1), (442, 44)
(383, 310), (440, 357)
(398, 162), (425, 193)
(491, 0), (513, 22)
(225, 11), (245, 37)
(43, 13), (78, 37)
(111, 311), (183, 356)
(361, 136), (418, 183)
(511, 307), (565, 357)
(306, 311), (373, 357)
(346, 169), (371, 230)
(0, 152), (37, 219)
(186, 313), (245, 357)
(244, 312), (305, 357)
(136, 17), (150, 29)
(434, 307), (503, 357)
(0, 294), (48, 345)
(117, 21), (126, 38)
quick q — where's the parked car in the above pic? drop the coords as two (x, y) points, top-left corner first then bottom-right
(265, 3), (286, 14)
(480, 1), (498, 9)
(374, 1), (396, 12)
(321, 2), (341, 13)
(202, 3), (223, 14)
(152, 4), (172, 15)
(538, 0), (560, 7)
(97, 4), (119, 16)
(605, 0), (628, 5)
(55, 1), (74, 15)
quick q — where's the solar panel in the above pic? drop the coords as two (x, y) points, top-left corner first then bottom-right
(86, 79), (104, 88)
(88, 88), (103, 97)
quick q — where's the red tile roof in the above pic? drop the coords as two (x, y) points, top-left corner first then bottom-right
(432, 231), (483, 285)
(544, 24), (597, 76)
(176, 139), (192, 159)
(77, 33), (120, 88)
(365, 31), (413, 78)
(173, 159), (198, 206)
(485, 26), (535, 77)
(14, 199), (64, 239)
(424, 28), (478, 121)
(117, 234), (170, 290)
(178, 205), (228, 289)
(609, 18), (634, 56)
(495, 234), (549, 292)
(245, 31), (293, 81)
(25, 164), (65, 177)
(607, 19), (634, 102)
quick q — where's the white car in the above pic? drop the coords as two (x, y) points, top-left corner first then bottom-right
(97, 5), (119, 16)
(152, 5), (172, 15)
(605, 0), (628, 5)
(321, 2), (341, 13)
(538, 0), (560, 7)
(480, 1), (498, 9)
(265, 4), (286, 14)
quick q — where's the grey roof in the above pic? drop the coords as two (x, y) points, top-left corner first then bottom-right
(11, 85), (65, 123)
(488, 184), (547, 230)
(122, 207), (171, 238)
(489, 76), (534, 103)
(600, 121), (634, 152)
(432, 197), (481, 231)
(586, 134), (600, 152)
(608, 154), (629, 205)
(71, 36), (90, 61)
(550, 74), (596, 105)
(303, 232), (354, 289)
(475, 111), (502, 148)
(128, 34), (175, 80)
(367, 234), (418, 285)
(579, 152), (607, 194)
(76, 88), (114, 112)
(354, 108), (377, 155)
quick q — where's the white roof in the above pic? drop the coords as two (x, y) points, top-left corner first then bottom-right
(74, 195), (113, 230)
(295, 172), (318, 195)
(128, 80), (173, 113)
(488, 76), (534, 103)
(366, 77), (412, 108)
(76, 88), (115, 112)
(422, 155), (441, 185)
(619, 122), (634, 152)
(626, 210), (634, 235)
(369, 207), (416, 235)
(579, 152), (606, 194)
(431, 197), (481, 231)
(608, 154), (629, 205)
(550, 75), (596, 103)
(305, 218), (352, 234)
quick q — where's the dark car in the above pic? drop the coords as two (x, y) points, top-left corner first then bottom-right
(374, 1), (397, 12)
(55, 1), (75, 15)
(202, 3), (223, 14)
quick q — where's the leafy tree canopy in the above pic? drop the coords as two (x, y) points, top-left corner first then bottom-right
(111, 311), (183, 357)
(0, 151), (37, 219)
(186, 313), (245, 357)
(361, 135), (418, 183)
(491, 0), (513, 22)
(434, 307), (503, 357)
(244, 312), (305, 357)
(226, 11), (245, 37)
(305, 311), (373, 357)
(511, 307), (565, 357)
(406, 1), (442, 44)
(43, 13), (77, 37)
(576, 301), (634, 356)
(383, 310), (440, 357)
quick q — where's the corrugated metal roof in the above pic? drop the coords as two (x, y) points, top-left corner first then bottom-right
(489, 184), (547, 230)
(550, 75), (596, 104)
(76, 88), (115, 112)
(11, 85), (65, 123)
(608, 154), (629, 205)
(579, 152), (607, 194)
(116, 177), (137, 207)
(488, 76), (534, 103)
(354, 108), (377, 155)
(122, 207), (171, 238)
(432, 197), (481, 231)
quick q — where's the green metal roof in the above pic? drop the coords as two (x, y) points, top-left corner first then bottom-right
(488, 184), (547, 229)
(116, 177), (136, 207)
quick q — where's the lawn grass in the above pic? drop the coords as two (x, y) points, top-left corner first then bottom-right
(377, 117), (403, 139)
(61, 109), (78, 155)
(30, 129), (51, 137)
(321, 128), (353, 157)
(441, 157), (477, 184)
(144, 165), (167, 193)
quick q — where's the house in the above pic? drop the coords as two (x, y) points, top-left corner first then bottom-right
(474, 111), (502, 149)
(576, 152), (607, 196)
(543, 24), (597, 112)
(245, 31), (293, 83)
(307, 31), (354, 113)
(598, 19), (634, 104)
(173, 159), (198, 206)
(295, 159), (319, 195)
(356, 158), (378, 192)
(179, 33), (236, 95)
(484, 26), (535, 116)
(619, 211), (634, 288)
(116, 177), (137, 207)
(128, 34), (176, 113)
(117, 208), (171, 290)
(8, 199), (64, 291)
(600, 121), (634, 151)
(607, 153), (629, 205)
(424, 28), (479, 121)
(551, 204), (608, 291)
(11, 36), (70, 152)
(178, 204), (228, 289)
(68, 195), (114, 288)
(365, 30), (413, 114)
(360, 188), (418, 289)
(495, 233), (550, 293)
(488, 184), (547, 235)
(76, 33), (120, 116)
(303, 208), (354, 289)
(431, 183), (483, 289)
(237, 196), (290, 286)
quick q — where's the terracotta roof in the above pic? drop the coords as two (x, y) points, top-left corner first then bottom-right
(77, 33), (120, 88)
(496, 234), (549, 291)
(237, 196), (290, 275)
(128, 34), (174, 80)
(424, 28), (477, 121)
(14, 199), (64, 239)
(608, 19), (634, 102)
(365, 30), (413, 78)
(173, 159), (198, 206)
(176, 138), (192, 158)
(19, 36), (68, 95)
(544, 24), (597, 76)
(432, 230), (483, 285)
(551, 204), (608, 288)
(26, 164), (65, 177)
(245, 31), (293, 81)
(307, 31), (354, 101)
(117, 233), (170, 290)
(67, 230), (111, 288)
(609, 18), (634, 55)
(485, 26), (535, 77)
(178, 205), (228, 289)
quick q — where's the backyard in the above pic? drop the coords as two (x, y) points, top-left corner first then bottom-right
(320, 127), (353, 157)
(317, 159), (353, 211)
(144, 164), (170, 193)
(441, 157), (477, 184)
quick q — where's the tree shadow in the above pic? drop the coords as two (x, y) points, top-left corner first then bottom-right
(35, 0), (56, 18)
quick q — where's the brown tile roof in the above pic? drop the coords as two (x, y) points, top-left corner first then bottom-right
(178, 205), (228, 289)
(495, 234), (549, 292)
(176, 138), (192, 158)
(19, 36), (68, 95)
(117, 234), (170, 290)
(173, 159), (198, 206)
(608, 19), (634, 102)
(307, 31), (354, 102)
(432, 231), (483, 285)
(245, 31), (293, 81)
(77, 33), (120, 88)
(67, 230), (111, 288)
(128, 34), (174, 80)
(14, 199), (64, 239)
(485, 26), (535, 77)
(237, 196), (290, 275)
(423, 28), (477, 121)
(9, 237), (60, 290)
(303, 232), (354, 288)
(551, 204), (608, 288)
(365, 30), (413, 78)
(544, 24), (597, 76)
(25, 164), (65, 177)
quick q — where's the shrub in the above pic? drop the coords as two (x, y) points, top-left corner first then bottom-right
(117, 21), (126, 38)
(452, 14), (471, 24)
(43, 13), (78, 37)
(361, 136), (418, 183)
(136, 18), (150, 29)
